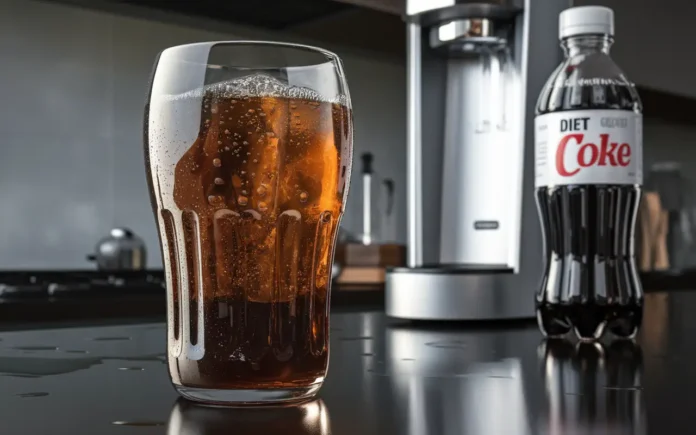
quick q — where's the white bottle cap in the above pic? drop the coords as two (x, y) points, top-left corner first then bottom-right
(559, 6), (614, 39)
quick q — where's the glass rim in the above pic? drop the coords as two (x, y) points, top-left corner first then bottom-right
(161, 40), (342, 69)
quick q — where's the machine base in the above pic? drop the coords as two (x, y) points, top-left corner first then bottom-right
(385, 267), (536, 321)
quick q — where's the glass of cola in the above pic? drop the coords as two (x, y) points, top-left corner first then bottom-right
(144, 42), (353, 405)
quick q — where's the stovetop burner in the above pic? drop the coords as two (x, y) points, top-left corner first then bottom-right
(0, 270), (165, 300)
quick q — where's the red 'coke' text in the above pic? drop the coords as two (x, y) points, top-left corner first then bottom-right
(555, 133), (631, 177)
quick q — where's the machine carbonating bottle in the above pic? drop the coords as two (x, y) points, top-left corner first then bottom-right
(534, 6), (643, 341)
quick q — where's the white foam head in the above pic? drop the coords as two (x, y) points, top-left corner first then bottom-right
(164, 74), (347, 105)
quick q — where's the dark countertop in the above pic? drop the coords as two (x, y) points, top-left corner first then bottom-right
(0, 269), (693, 327)
(0, 291), (688, 434)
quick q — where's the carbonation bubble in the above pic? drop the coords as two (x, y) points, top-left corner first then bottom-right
(237, 195), (248, 206)
(214, 178), (224, 185)
(299, 191), (308, 202)
(213, 158), (222, 167)
(208, 195), (223, 205)
(258, 201), (268, 212)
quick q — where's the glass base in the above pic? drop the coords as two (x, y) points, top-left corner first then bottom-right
(174, 381), (323, 406)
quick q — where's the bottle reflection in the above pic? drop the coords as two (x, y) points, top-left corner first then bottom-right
(167, 398), (330, 435)
(539, 340), (645, 435)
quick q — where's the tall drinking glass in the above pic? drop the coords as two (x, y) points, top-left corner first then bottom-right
(144, 42), (353, 405)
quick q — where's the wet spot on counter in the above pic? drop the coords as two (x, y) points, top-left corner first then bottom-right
(92, 337), (131, 341)
(604, 385), (643, 391)
(366, 369), (389, 377)
(112, 421), (165, 427)
(17, 392), (49, 398)
(13, 346), (58, 351)
(424, 340), (467, 350)
(340, 336), (372, 341)
(1, 374), (40, 378)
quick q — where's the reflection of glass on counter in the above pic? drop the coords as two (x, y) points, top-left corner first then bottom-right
(167, 398), (330, 435)
(538, 340), (646, 435)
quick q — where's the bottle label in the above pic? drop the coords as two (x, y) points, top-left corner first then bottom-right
(534, 110), (642, 187)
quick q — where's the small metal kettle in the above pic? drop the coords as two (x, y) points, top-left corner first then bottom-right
(87, 228), (147, 271)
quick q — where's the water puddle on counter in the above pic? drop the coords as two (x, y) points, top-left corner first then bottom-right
(0, 353), (166, 377)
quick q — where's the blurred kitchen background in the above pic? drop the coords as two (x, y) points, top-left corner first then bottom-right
(0, 0), (694, 273)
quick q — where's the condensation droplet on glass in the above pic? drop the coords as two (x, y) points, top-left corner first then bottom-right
(217, 141), (222, 145)
(211, 107), (218, 114)
(241, 171), (246, 175)
(233, 141), (238, 146)
(241, 190), (248, 195)
(248, 109), (255, 114)
(300, 191), (308, 202)
(214, 178), (224, 185)
(258, 201), (268, 212)
(243, 141), (249, 145)
(257, 185), (267, 197)
(266, 132), (275, 138)
(242, 160), (247, 164)
(224, 146), (230, 151)
(237, 195), (248, 206)
(293, 112), (301, 117)
(253, 159), (258, 163)
(224, 129), (231, 135)
(213, 158), (222, 167)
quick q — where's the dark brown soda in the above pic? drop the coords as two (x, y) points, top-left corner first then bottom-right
(535, 35), (643, 340)
(170, 296), (328, 389)
(145, 76), (352, 390)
